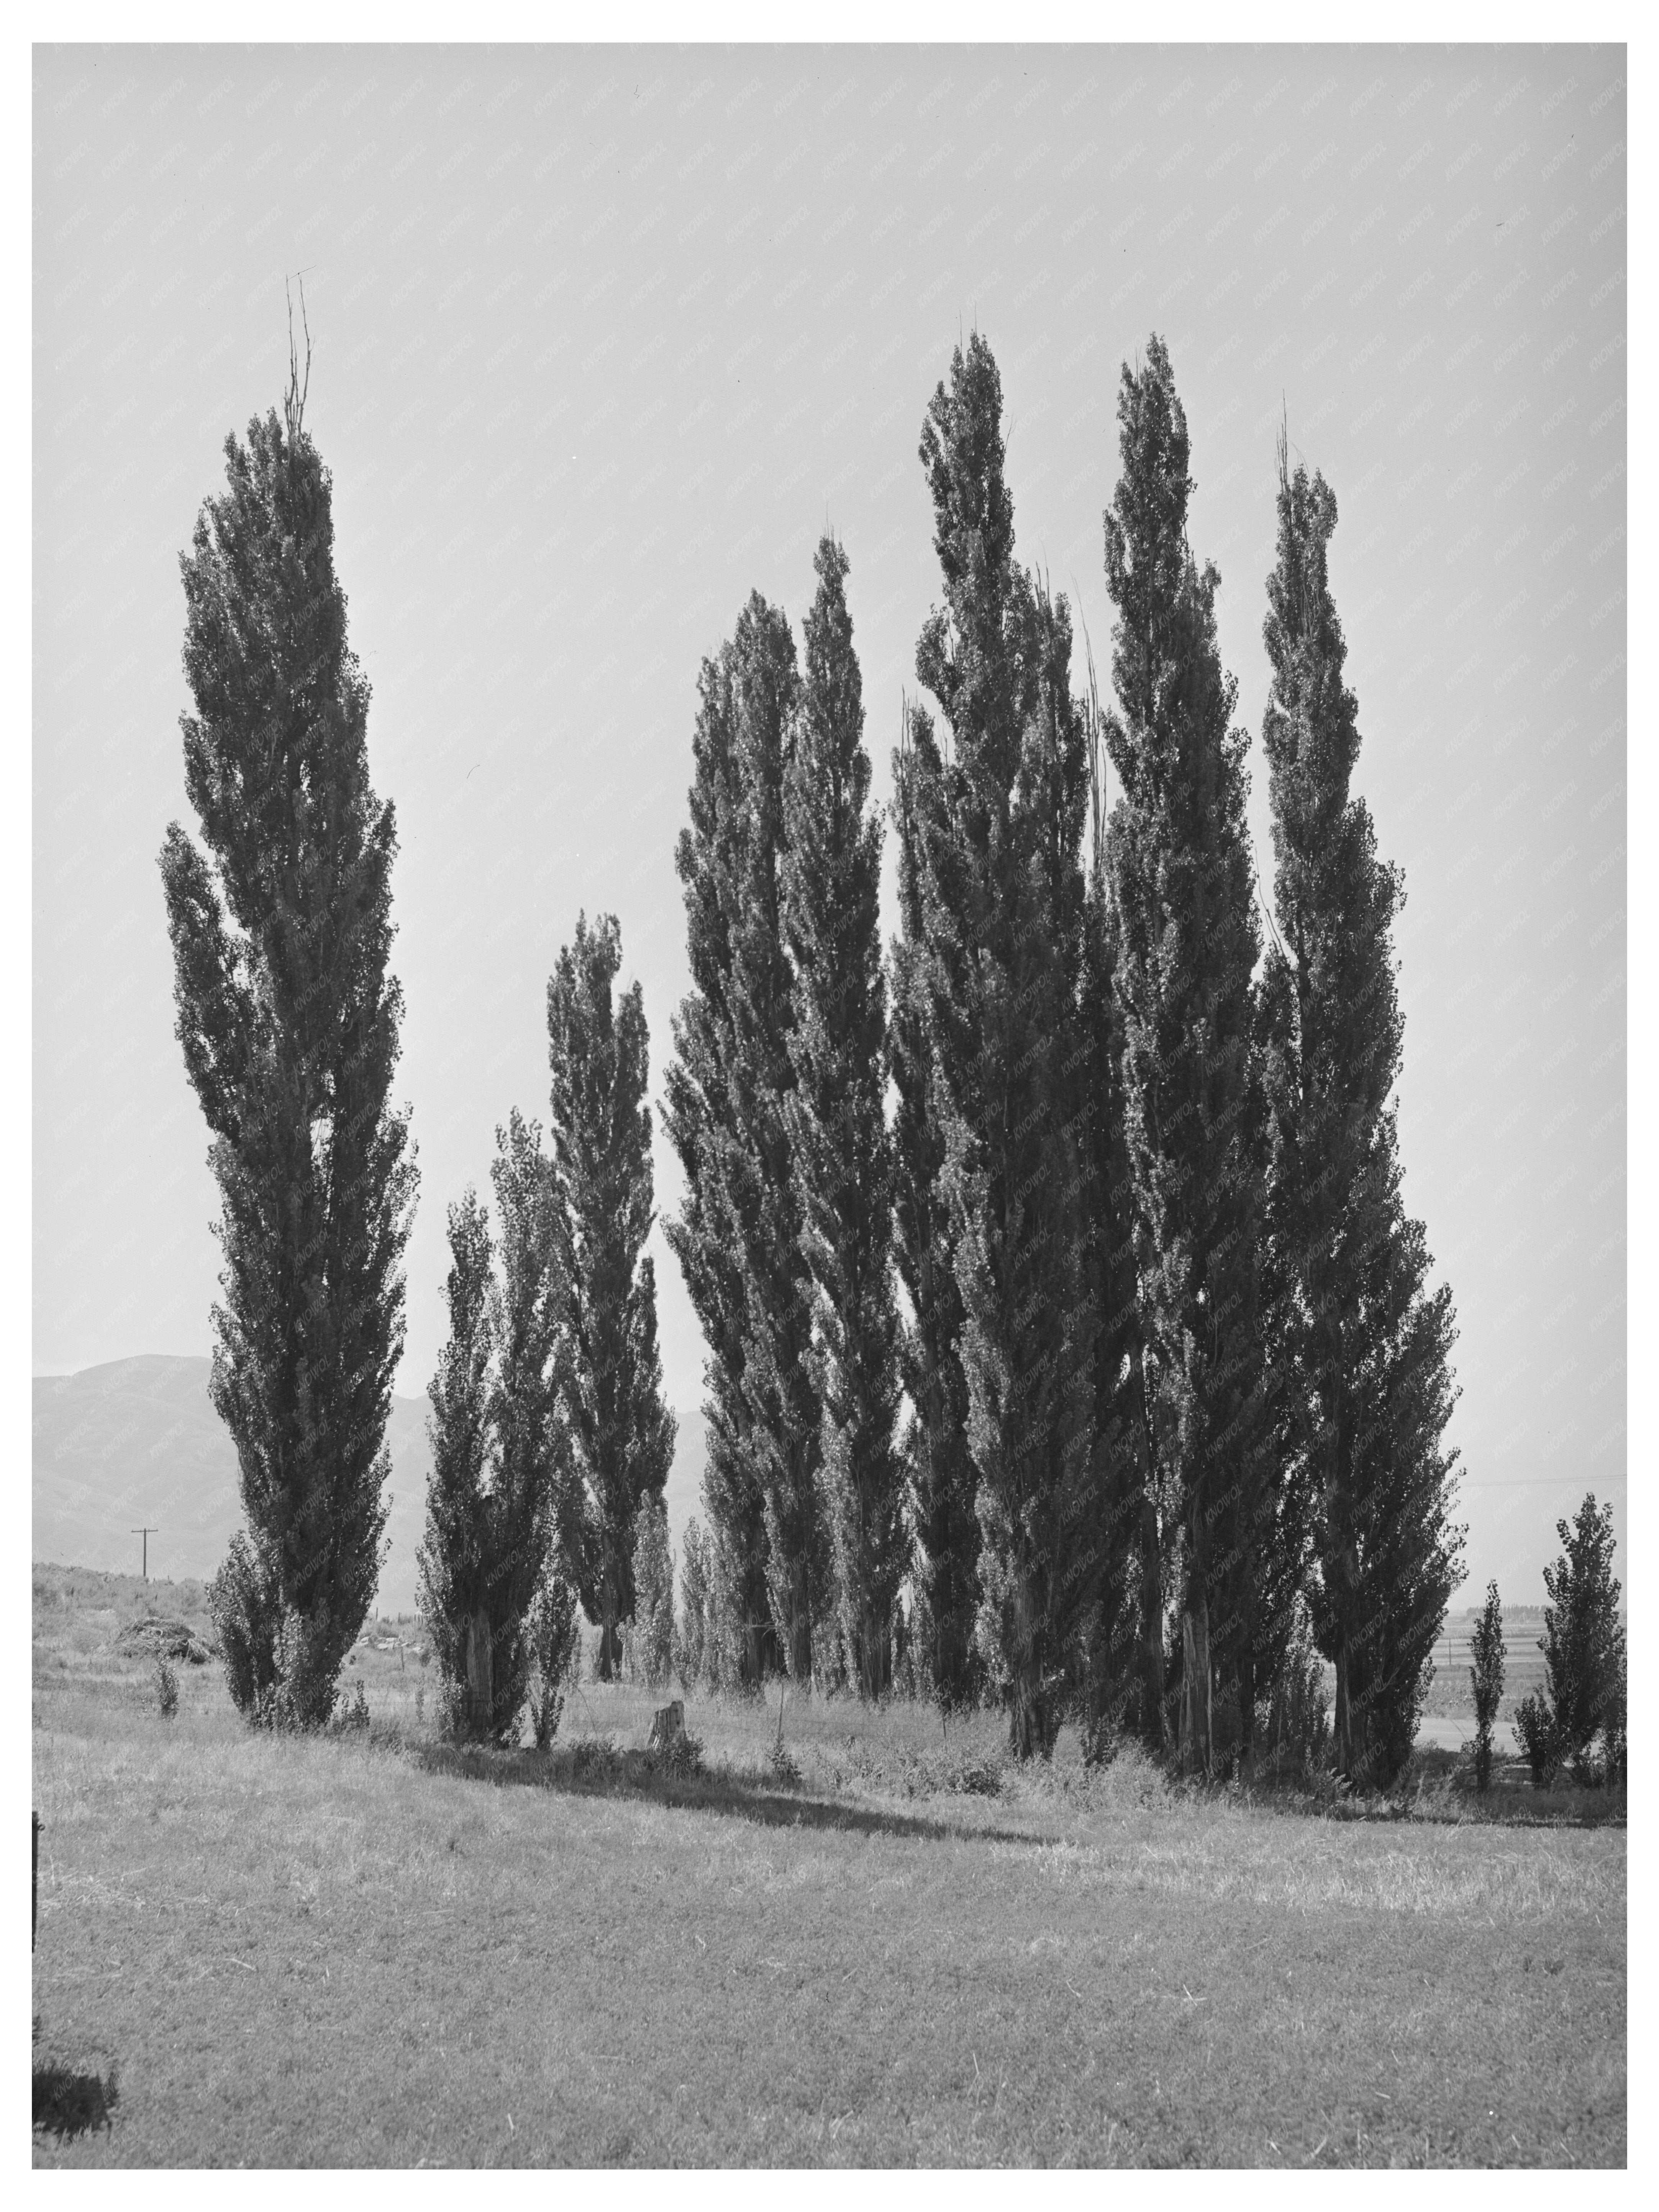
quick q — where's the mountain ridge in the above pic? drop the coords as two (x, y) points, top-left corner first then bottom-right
(33, 1353), (706, 1617)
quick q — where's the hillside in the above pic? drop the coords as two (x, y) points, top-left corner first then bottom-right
(33, 1356), (707, 1618)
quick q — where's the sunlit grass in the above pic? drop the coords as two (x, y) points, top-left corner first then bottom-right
(33, 1565), (1625, 2167)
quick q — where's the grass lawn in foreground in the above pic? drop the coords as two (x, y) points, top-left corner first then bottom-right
(32, 1566), (1626, 2167)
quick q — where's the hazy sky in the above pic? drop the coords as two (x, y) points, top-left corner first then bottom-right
(32, 43), (1626, 1602)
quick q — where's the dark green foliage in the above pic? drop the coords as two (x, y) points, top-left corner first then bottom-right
(1515, 1691), (1560, 1790)
(891, 725), (982, 1714)
(627, 1493), (675, 1690)
(904, 333), (1098, 1758)
(1265, 1596), (1330, 1765)
(666, 601), (821, 1683)
(659, 1728), (705, 1781)
(1330, 1176), (1464, 1789)
(675, 1516), (713, 1692)
(208, 1534), (283, 1722)
(1538, 1494), (1624, 1783)
(1100, 336), (1272, 1775)
(548, 913), (676, 1679)
(417, 1136), (562, 1746)
(781, 536), (905, 1697)
(528, 1554), (582, 1750)
(1077, 673), (1162, 1747)
(418, 1188), (497, 1736)
(1470, 1580), (1506, 1793)
(483, 1112), (567, 1734)
(723, 610), (826, 1684)
(665, 630), (775, 1687)
(1259, 425), (1464, 1789)
(1253, 971), (1323, 1764)
(162, 373), (416, 1729)
(1603, 1642), (1627, 1789)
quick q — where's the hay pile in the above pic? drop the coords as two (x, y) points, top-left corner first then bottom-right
(116, 1617), (213, 1665)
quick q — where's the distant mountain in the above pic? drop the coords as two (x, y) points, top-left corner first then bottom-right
(33, 1354), (708, 1619)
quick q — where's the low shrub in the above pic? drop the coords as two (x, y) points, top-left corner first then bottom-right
(571, 1734), (623, 1784)
(1515, 1691), (1560, 1789)
(767, 1739), (802, 1789)
(949, 1759), (1002, 1798)
(155, 1658), (179, 1720)
(661, 1731), (704, 1781)
(323, 1678), (371, 1735)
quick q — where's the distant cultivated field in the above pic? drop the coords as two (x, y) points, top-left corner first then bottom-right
(1418, 1614), (1553, 1720)
(33, 1565), (1625, 2168)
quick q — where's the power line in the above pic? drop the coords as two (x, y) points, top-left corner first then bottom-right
(1461, 1479), (1623, 1489)
(131, 1526), (157, 1580)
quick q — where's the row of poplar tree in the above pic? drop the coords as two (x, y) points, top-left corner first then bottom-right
(161, 342), (689, 1749)
(163, 323), (1462, 1782)
(661, 330), (1463, 1782)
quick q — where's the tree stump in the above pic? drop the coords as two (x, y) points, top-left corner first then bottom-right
(646, 1699), (685, 1755)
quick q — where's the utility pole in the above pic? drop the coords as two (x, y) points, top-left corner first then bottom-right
(132, 1526), (157, 1581)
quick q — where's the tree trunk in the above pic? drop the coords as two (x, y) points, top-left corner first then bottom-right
(1238, 1644), (1255, 1781)
(857, 1594), (886, 1701)
(1328, 1385), (1359, 1777)
(1010, 1681), (1037, 1759)
(1009, 1612), (1043, 1759)
(465, 1606), (493, 1739)
(1181, 1593), (1212, 1777)
(789, 1556), (813, 1683)
(599, 1568), (620, 1683)
(743, 1608), (768, 1687)
(1334, 1640), (1353, 1775)
(1008, 1572), (1051, 1760)
(933, 1587), (970, 1710)
(1140, 1492), (1167, 1753)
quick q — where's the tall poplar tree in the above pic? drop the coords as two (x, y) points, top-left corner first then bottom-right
(666, 619), (777, 1686)
(1536, 1494), (1624, 1784)
(675, 1516), (714, 1689)
(626, 1493), (676, 1690)
(160, 357), (416, 1728)
(418, 1189), (496, 1735)
(891, 726), (982, 1711)
(1259, 431), (1463, 1784)
(484, 1110), (567, 1728)
(780, 535), (905, 1697)
(1469, 1579), (1506, 1794)
(725, 601), (826, 1683)
(905, 333), (1098, 1757)
(548, 912), (676, 1678)
(417, 1118), (562, 1743)
(1101, 336), (1271, 1776)
(666, 597), (825, 1683)
(1077, 678), (1161, 1741)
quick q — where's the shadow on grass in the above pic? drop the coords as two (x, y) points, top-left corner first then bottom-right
(392, 1723), (1625, 1838)
(33, 2059), (118, 2141)
(1238, 1747), (1628, 1830)
(411, 1736), (1061, 1849)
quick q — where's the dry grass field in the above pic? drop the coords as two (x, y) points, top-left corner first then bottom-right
(32, 1564), (1625, 2168)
